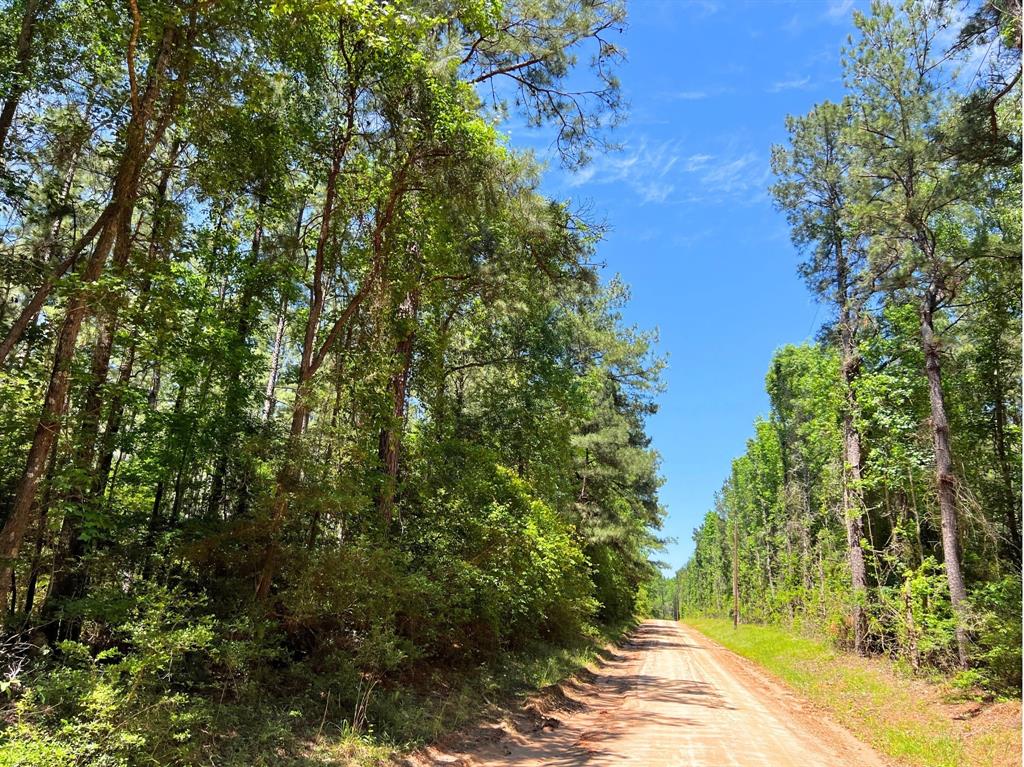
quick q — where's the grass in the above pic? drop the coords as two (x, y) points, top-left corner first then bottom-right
(685, 617), (1022, 767)
(0, 622), (634, 767)
(299, 620), (635, 765)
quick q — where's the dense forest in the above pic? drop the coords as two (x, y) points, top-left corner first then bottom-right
(667, 0), (1022, 694)
(0, 0), (667, 763)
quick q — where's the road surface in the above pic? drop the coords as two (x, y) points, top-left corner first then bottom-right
(415, 619), (887, 766)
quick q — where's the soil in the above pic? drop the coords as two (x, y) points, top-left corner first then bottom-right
(404, 619), (890, 766)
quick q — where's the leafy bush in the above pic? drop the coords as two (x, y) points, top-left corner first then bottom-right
(966, 575), (1022, 694)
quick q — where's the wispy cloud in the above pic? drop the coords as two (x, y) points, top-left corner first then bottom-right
(565, 137), (685, 203)
(683, 154), (714, 171)
(783, 0), (856, 34)
(660, 84), (735, 102)
(686, 0), (719, 19)
(700, 152), (762, 196)
(767, 75), (812, 93)
(562, 136), (769, 206)
(824, 0), (855, 20)
(636, 181), (675, 204)
(667, 90), (709, 101)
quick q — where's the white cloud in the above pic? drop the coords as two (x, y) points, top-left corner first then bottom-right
(566, 137), (686, 192)
(683, 153), (714, 171)
(825, 0), (855, 20)
(637, 181), (675, 204)
(767, 75), (812, 93)
(669, 90), (709, 101)
(700, 153), (759, 193)
(687, 1), (719, 19)
(562, 137), (768, 207)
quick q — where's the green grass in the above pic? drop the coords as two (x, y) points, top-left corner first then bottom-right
(300, 619), (635, 764)
(0, 622), (634, 767)
(685, 618), (1020, 767)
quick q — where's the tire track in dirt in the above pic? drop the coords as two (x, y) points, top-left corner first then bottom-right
(409, 619), (888, 766)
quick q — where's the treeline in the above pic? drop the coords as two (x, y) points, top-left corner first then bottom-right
(672, 0), (1021, 693)
(0, 0), (664, 762)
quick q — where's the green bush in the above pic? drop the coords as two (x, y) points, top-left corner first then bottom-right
(966, 574), (1022, 694)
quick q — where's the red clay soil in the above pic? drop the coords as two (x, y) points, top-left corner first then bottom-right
(405, 619), (888, 766)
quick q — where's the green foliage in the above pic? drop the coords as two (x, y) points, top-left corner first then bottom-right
(0, 1), (658, 763)
(676, 0), (1020, 697)
(966, 576), (1023, 694)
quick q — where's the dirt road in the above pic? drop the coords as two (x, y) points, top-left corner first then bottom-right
(416, 620), (887, 766)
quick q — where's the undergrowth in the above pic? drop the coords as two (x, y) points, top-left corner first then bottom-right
(0, 619), (632, 767)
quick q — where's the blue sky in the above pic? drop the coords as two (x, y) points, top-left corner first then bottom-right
(510, 0), (871, 572)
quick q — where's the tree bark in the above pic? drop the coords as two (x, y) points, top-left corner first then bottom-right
(263, 294), (288, 423)
(254, 144), (345, 601)
(208, 205), (265, 519)
(836, 238), (869, 655)
(22, 432), (59, 617)
(920, 292), (969, 667)
(989, 358), (1021, 568)
(731, 513), (739, 629)
(377, 289), (418, 524)
(0, 20), (185, 610)
(43, 310), (118, 640)
(43, 137), (171, 633)
(0, 0), (46, 158)
(254, 155), (406, 600)
(45, 178), (147, 636)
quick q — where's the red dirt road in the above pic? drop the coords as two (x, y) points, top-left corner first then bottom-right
(415, 620), (887, 766)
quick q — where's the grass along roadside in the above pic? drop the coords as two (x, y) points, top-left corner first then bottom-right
(0, 621), (634, 767)
(303, 619), (636, 766)
(684, 618), (1021, 767)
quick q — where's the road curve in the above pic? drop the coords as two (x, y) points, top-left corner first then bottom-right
(418, 619), (886, 766)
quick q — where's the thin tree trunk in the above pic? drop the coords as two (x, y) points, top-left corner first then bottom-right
(833, 234), (869, 654)
(45, 190), (144, 635)
(377, 289), (418, 524)
(43, 309), (120, 640)
(23, 433), (59, 617)
(208, 204), (265, 519)
(254, 156), (406, 600)
(263, 294), (288, 422)
(94, 143), (179, 503)
(731, 513), (739, 629)
(141, 379), (177, 581)
(989, 359), (1021, 567)
(306, 352), (346, 550)
(843, 413), (870, 652)
(0, 0), (45, 158)
(254, 146), (344, 601)
(920, 292), (969, 667)
(0, 19), (185, 610)
(0, 217), (119, 611)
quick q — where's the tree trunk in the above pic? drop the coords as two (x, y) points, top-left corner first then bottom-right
(43, 311), (119, 640)
(254, 149), (343, 601)
(835, 235), (869, 654)
(22, 433), (59, 617)
(0, 0), (45, 158)
(377, 289), (418, 525)
(263, 294), (288, 422)
(920, 293), (969, 667)
(208, 205), (265, 519)
(0, 19), (185, 610)
(989, 358), (1021, 567)
(253, 147), (406, 600)
(842, 411), (870, 653)
(0, 216), (119, 612)
(731, 513), (739, 629)
(45, 193), (143, 637)
(141, 379), (177, 581)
